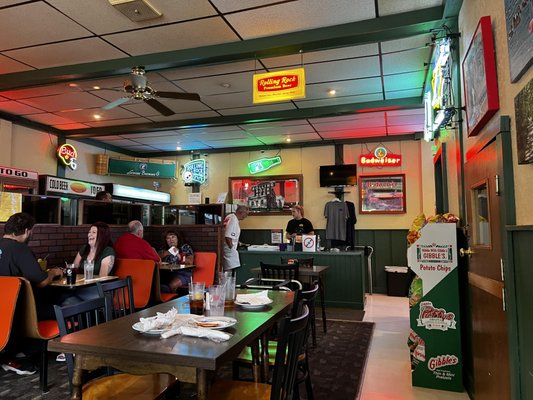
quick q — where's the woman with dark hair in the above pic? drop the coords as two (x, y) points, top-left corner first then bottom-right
(73, 221), (115, 276)
(158, 230), (193, 292)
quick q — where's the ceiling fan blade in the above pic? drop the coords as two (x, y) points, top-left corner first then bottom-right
(155, 91), (201, 101)
(102, 97), (130, 110)
(145, 98), (175, 116)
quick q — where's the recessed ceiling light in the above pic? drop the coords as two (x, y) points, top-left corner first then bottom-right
(68, 83), (78, 88)
(176, 143), (182, 151)
(93, 86), (101, 90)
(328, 89), (336, 95)
(94, 114), (102, 119)
(286, 137), (291, 143)
(221, 83), (231, 89)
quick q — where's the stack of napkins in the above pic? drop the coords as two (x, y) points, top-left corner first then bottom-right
(137, 307), (179, 332)
(161, 326), (231, 342)
(236, 290), (271, 305)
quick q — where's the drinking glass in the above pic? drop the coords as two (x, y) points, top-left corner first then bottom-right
(189, 282), (205, 315)
(207, 285), (225, 316)
(84, 260), (94, 281)
(219, 272), (236, 308)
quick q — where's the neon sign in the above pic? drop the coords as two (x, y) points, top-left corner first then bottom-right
(57, 144), (77, 170)
(247, 156), (282, 174)
(359, 147), (402, 167)
(181, 159), (207, 185)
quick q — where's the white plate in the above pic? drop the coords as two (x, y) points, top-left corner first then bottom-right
(132, 322), (172, 335)
(235, 299), (273, 309)
(189, 316), (237, 330)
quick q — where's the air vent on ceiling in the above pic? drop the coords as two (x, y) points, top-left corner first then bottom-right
(108, 0), (162, 22)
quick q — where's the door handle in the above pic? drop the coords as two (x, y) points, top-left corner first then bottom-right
(459, 248), (475, 257)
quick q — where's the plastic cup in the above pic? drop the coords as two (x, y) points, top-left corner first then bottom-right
(65, 264), (76, 285)
(207, 285), (225, 316)
(189, 282), (205, 315)
(219, 272), (236, 308)
(84, 260), (94, 281)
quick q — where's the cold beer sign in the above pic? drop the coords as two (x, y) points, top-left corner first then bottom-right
(253, 68), (305, 104)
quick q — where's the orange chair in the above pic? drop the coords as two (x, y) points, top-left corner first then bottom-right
(192, 252), (217, 286)
(0, 277), (22, 352)
(155, 265), (178, 303)
(113, 259), (159, 310)
(14, 277), (59, 392)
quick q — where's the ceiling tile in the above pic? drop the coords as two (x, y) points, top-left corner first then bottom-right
(313, 117), (386, 131)
(160, 61), (258, 81)
(295, 57), (381, 83)
(24, 113), (75, 125)
(19, 92), (108, 112)
(201, 92), (252, 109)
(385, 88), (423, 100)
(53, 123), (90, 130)
(4, 38), (128, 69)
(0, 2), (91, 50)
(176, 70), (261, 96)
(383, 71), (426, 92)
(0, 55), (33, 74)
(319, 127), (387, 139)
(295, 93), (383, 108)
(201, 137), (264, 148)
(387, 124), (423, 134)
(103, 17), (240, 55)
(148, 110), (220, 122)
(245, 124), (315, 137)
(48, 0), (217, 35)
(211, 0), (283, 13)
(0, 100), (44, 115)
(378, 0), (442, 16)
(259, 132), (322, 144)
(382, 47), (431, 75)
(225, 0), (376, 39)
(1, 83), (83, 101)
(85, 117), (151, 128)
(305, 78), (383, 99)
(381, 34), (433, 53)
(387, 114), (424, 126)
(219, 102), (295, 115)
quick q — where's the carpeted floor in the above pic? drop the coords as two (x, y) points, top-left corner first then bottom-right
(0, 309), (373, 400)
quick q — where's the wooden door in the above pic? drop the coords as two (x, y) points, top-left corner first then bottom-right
(464, 139), (510, 399)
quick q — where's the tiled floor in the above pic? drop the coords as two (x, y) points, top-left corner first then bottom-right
(360, 294), (471, 400)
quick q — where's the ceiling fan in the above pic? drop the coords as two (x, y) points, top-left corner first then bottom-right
(102, 66), (201, 116)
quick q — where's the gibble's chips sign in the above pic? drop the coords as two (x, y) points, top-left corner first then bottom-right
(253, 68), (305, 104)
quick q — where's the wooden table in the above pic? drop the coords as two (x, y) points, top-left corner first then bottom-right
(251, 265), (329, 335)
(49, 275), (117, 288)
(158, 263), (195, 271)
(48, 289), (294, 400)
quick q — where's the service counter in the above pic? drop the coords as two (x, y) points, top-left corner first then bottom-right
(238, 249), (366, 309)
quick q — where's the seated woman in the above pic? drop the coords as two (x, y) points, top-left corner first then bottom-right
(158, 230), (193, 293)
(61, 222), (114, 305)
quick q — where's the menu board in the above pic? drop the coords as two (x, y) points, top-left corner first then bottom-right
(0, 192), (22, 221)
(407, 223), (463, 392)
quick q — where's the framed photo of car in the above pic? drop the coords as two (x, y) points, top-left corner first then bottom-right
(359, 174), (406, 214)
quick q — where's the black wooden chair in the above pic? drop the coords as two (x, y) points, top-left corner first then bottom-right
(53, 297), (178, 399)
(233, 283), (319, 399)
(210, 304), (310, 400)
(96, 276), (135, 319)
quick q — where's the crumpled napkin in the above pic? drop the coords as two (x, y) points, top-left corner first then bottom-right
(137, 307), (178, 332)
(161, 326), (231, 342)
(236, 290), (271, 305)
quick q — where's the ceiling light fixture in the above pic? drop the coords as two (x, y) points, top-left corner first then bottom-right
(94, 114), (102, 119)
(93, 86), (101, 90)
(108, 0), (162, 22)
(176, 143), (182, 151)
(286, 137), (291, 143)
(221, 83), (231, 89)
(328, 89), (336, 95)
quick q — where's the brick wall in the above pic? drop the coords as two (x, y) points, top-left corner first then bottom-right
(0, 223), (224, 270)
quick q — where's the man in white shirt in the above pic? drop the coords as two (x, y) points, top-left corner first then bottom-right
(223, 205), (249, 275)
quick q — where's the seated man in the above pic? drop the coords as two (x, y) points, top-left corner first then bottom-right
(114, 220), (160, 261)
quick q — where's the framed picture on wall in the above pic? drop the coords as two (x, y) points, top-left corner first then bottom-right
(229, 174), (302, 215)
(462, 16), (500, 137)
(515, 79), (533, 164)
(504, 0), (533, 82)
(359, 174), (406, 214)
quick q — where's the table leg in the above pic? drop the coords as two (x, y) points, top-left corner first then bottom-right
(197, 369), (207, 400)
(318, 276), (327, 333)
(260, 333), (270, 381)
(71, 355), (83, 399)
(250, 340), (261, 383)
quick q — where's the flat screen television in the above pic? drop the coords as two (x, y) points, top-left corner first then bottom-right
(319, 164), (357, 187)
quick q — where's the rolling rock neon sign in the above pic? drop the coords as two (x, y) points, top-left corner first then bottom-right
(359, 146), (401, 167)
(57, 144), (78, 170)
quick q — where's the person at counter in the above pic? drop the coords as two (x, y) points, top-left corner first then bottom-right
(95, 190), (112, 202)
(114, 220), (160, 262)
(158, 230), (194, 292)
(0, 212), (63, 319)
(285, 205), (314, 251)
(223, 205), (249, 275)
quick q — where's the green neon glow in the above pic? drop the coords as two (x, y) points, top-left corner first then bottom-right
(248, 156), (282, 174)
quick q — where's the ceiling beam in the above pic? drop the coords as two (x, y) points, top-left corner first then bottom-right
(63, 97), (422, 139)
(0, 6), (449, 91)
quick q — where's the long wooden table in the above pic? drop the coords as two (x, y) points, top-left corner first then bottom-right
(48, 290), (294, 400)
(49, 275), (117, 288)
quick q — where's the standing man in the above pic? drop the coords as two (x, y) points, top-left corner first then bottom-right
(223, 205), (249, 275)
(285, 205), (314, 251)
(114, 220), (160, 261)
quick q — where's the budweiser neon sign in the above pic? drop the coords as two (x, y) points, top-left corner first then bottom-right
(360, 146), (402, 167)
(57, 144), (78, 170)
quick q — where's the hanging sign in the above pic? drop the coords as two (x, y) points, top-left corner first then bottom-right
(360, 146), (402, 167)
(107, 158), (176, 178)
(248, 156), (282, 174)
(44, 176), (105, 197)
(57, 144), (78, 170)
(253, 68), (306, 104)
(182, 159), (207, 185)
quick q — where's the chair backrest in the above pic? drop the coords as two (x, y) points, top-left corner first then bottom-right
(54, 297), (111, 385)
(0, 277), (22, 351)
(96, 276), (135, 319)
(270, 304), (310, 400)
(193, 252), (217, 286)
(113, 259), (158, 309)
(293, 281), (319, 319)
(260, 262), (299, 282)
(281, 257), (313, 268)
(14, 277), (58, 340)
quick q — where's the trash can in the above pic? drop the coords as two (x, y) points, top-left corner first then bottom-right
(385, 266), (412, 297)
